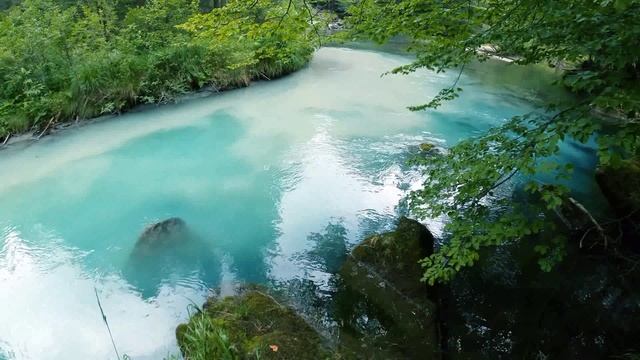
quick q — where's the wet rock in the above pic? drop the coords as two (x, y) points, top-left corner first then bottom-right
(134, 217), (187, 252)
(417, 142), (445, 156)
(596, 161), (640, 251)
(419, 142), (436, 152)
(336, 217), (440, 358)
(596, 161), (640, 218)
(176, 287), (335, 359)
(126, 217), (221, 298)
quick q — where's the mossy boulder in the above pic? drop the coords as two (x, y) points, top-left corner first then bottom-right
(350, 217), (434, 297)
(419, 142), (436, 152)
(336, 217), (440, 359)
(176, 288), (336, 359)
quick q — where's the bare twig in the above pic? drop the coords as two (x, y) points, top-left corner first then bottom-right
(568, 197), (608, 248)
(94, 287), (121, 360)
(1, 133), (10, 146)
(276, 0), (294, 29)
(37, 117), (55, 140)
(302, 0), (323, 46)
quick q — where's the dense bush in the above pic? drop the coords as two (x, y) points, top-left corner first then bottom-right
(0, 0), (316, 138)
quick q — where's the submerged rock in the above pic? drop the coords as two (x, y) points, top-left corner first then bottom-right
(176, 287), (335, 359)
(126, 217), (221, 298)
(418, 142), (445, 156)
(419, 142), (436, 152)
(134, 217), (187, 253)
(336, 217), (440, 358)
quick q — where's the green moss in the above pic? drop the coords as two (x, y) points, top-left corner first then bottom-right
(351, 217), (433, 297)
(177, 288), (335, 360)
(419, 142), (436, 152)
(337, 217), (440, 358)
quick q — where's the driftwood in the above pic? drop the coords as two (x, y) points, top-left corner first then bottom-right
(1, 133), (10, 147)
(37, 117), (55, 140)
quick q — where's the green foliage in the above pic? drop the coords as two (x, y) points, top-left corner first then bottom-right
(177, 290), (335, 359)
(179, 312), (239, 360)
(0, 0), (316, 138)
(347, 0), (640, 283)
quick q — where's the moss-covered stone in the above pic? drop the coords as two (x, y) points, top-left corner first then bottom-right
(419, 142), (436, 152)
(336, 217), (440, 359)
(351, 217), (434, 298)
(177, 288), (336, 359)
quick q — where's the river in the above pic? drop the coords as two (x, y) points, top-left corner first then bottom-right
(0, 47), (595, 359)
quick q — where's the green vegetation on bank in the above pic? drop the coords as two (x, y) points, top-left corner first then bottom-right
(345, 0), (640, 284)
(0, 0), (316, 139)
(176, 288), (334, 360)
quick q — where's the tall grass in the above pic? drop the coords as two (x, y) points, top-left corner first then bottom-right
(0, 0), (316, 139)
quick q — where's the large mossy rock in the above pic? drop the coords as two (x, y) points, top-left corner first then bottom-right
(336, 217), (440, 359)
(350, 217), (434, 297)
(176, 288), (335, 360)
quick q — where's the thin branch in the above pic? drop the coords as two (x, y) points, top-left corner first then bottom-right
(276, 0), (293, 29)
(1, 133), (10, 147)
(302, 0), (322, 46)
(37, 117), (55, 140)
(94, 287), (121, 360)
(568, 197), (608, 248)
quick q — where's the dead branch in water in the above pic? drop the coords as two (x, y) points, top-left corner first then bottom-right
(37, 117), (55, 140)
(569, 197), (608, 248)
(1, 133), (10, 146)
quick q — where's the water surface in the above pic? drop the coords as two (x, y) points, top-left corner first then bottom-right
(0, 47), (592, 359)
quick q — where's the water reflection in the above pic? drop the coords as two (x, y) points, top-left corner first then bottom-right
(297, 221), (349, 274)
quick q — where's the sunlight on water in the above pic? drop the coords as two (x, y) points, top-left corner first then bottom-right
(0, 47), (593, 359)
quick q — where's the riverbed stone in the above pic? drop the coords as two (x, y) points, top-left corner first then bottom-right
(176, 287), (334, 359)
(336, 217), (440, 358)
(419, 142), (436, 152)
(134, 217), (187, 252)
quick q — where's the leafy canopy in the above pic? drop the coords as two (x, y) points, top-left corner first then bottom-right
(346, 0), (640, 283)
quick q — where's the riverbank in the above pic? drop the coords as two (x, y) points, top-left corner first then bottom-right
(0, 0), (316, 144)
(175, 218), (441, 359)
(0, 66), (305, 150)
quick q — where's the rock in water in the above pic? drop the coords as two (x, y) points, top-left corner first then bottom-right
(419, 142), (436, 152)
(126, 217), (222, 298)
(135, 217), (187, 253)
(336, 217), (440, 358)
(596, 161), (640, 252)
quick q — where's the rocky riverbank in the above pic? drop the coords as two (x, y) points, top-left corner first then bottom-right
(175, 218), (442, 359)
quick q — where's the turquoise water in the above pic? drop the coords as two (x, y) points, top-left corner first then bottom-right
(0, 47), (595, 359)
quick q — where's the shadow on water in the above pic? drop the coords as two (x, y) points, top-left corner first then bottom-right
(277, 213), (640, 359)
(441, 240), (640, 359)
